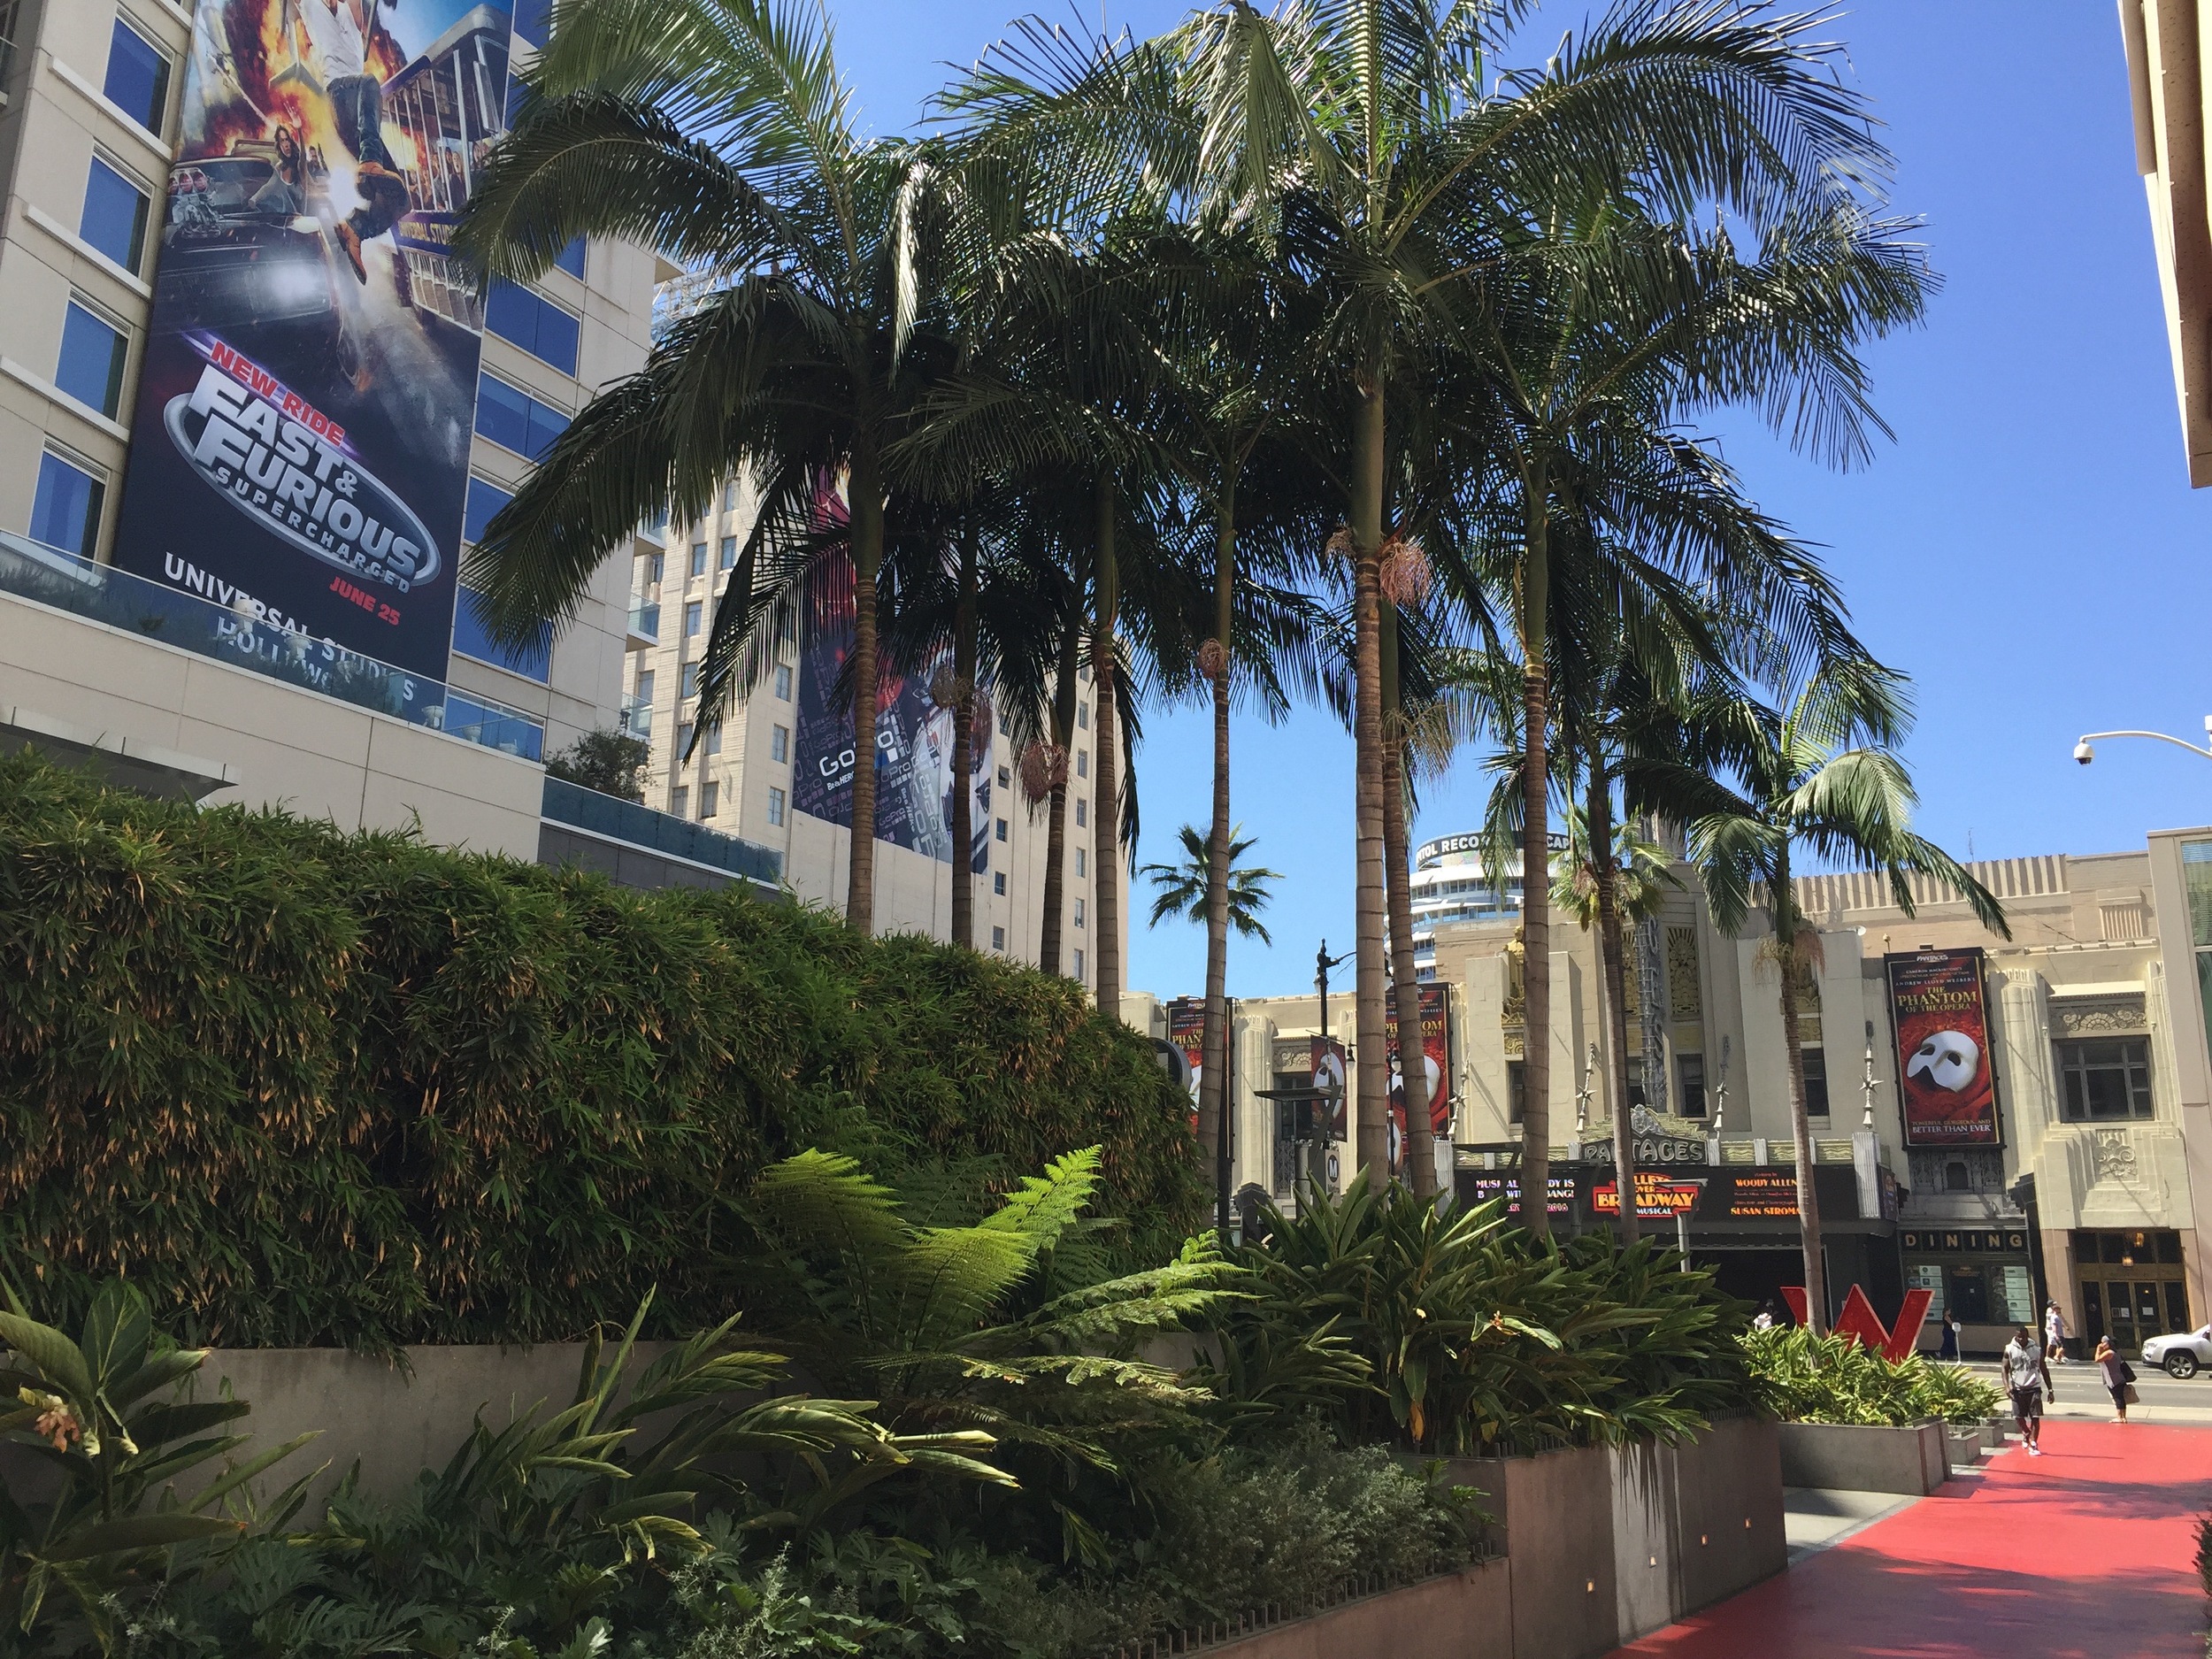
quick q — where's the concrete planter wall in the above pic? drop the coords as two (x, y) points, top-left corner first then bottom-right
(1158, 1560), (1513, 1659)
(1777, 1420), (1948, 1495)
(1434, 1417), (1786, 1659)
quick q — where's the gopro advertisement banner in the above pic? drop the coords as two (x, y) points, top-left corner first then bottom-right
(110, 0), (514, 681)
(792, 498), (994, 870)
(1886, 948), (2002, 1148)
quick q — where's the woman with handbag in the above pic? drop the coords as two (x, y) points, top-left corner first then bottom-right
(2096, 1335), (2138, 1421)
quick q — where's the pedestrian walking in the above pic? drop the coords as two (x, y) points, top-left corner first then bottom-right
(1939, 1308), (1961, 1361)
(2002, 1325), (2048, 1455)
(2095, 1336), (2137, 1423)
(2046, 1301), (2070, 1363)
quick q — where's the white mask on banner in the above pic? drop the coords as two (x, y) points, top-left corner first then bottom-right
(1907, 1030), (1980, 1093)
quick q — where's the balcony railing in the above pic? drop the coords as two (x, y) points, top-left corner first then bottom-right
(618, 695), (652, 738)
(0, 532), (545, 762)
(541, 777), (781, 885)
(627, 601), (660, 641)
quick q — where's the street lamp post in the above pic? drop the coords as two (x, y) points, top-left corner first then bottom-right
(2073, 715), (2212, 764)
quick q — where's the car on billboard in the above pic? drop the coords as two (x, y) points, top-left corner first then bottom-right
(2141, 1324), (2212, 1378)
(155, 149), (364, 385)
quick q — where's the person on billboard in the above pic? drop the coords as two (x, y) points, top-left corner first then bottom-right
(288, 0), (412, 293)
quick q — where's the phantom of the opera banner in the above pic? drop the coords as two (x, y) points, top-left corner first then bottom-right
(110, 0), (515, 682)
(1886, 947), (2003, 1148)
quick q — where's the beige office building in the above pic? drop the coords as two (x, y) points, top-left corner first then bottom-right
(1140, 833), (2212, 1356)
(0, 0), (675, 865)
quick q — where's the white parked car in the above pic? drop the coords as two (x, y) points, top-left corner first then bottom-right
(2141, 1325), (2212, 1379)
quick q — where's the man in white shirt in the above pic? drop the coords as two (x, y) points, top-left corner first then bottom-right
(291, 0), (411, 290)
(2046, 1301), (2070, 1363)
(2002, 1326), (2050, 1456)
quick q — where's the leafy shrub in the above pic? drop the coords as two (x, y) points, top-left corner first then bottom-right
(0, 757), (1203, 1349)
(1194, 1182), (1756, 1452)
(1742, 1326), (2001, 1425)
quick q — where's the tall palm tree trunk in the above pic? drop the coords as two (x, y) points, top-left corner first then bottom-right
(1091, 473), (1122, 1020)
(1038, 618), (1079, 975)
(1773, 845), (1827, 1333)
(1352, 379), (1390, 1191)
(1589, 753), (1637, 1242)
(1381, 607), (1435, 1197)
(1200, 483), (1235, 1233)
(846, 445), (884, 935)
(949, 526), (978, 949)
(1517, 487), (1553, 1240)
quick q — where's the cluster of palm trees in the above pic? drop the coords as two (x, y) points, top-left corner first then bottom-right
(454, 0), (2008, 1328)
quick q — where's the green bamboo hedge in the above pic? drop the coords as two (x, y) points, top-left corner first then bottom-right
(0, 757), (1202, 1349)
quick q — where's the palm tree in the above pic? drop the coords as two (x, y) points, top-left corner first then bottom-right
(1141, 823), (1281, 944)
(453, 0), (966, 936)
(977, 0), (1912, 1204)
(1639, 663), (2008, 1333)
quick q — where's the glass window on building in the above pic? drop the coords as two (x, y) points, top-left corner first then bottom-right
(676, 722), (693, 757)
(57, 300), (128, 418)
(995, 818), (1008, 842)
(474, 373), (567, 461)
(1678, 1053), (1707, 1118)
(635, 669), (655, 703)
(1076, 847), (1087, 879)
(463, 477), (514, 544)
(104, 19), (171, 134)
(2183, 841), (2212, 1063)
(999, 765), (1011, 787)
(1073, 948), (1085, 979)
(485, 280), (580, 374)
(719, 535), (737, 570)
(1073, 897), (1086, 928)
(689, 542), (708, 578)
(1075, 798), (1087, 828)
(767, 786), (785, 826)
(81, 157), (150, 273)
(451, 587), (550, 681)
(704, 724), (722, 756)
(28, 450), (104, 556)
(671, 785), (688, 818)
(1076, 749), (1088, 778)
(994, 872), (1006, 895)
(723, 480), (738, 512)
(992, 926), (1006, 951)
(699, 781), (718, 818)
(2056, 1038), (2154, 1120)
(773, 665), (792, 701)
(1801, 1048), (1829, 1116)
(684, 601), (702, 636)
(1077, 702), (1088, 728)
(771, 724), (788, 763)
(554, 235), (587, 278)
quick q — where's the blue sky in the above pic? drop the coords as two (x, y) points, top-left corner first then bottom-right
(827, 1), (2212, 998)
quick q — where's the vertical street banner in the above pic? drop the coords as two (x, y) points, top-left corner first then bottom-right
(1167, 997), (1206, 1134)
(791, 489), (992, 871)
(110, 0), (513, 682)
(1886, 948), (2002, 1148)
(1309, 1034), (1348, 1143)
(1383, 983), (1453, 1173)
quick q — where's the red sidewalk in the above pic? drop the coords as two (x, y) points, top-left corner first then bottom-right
(1612, 1420), (2212, 1658)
